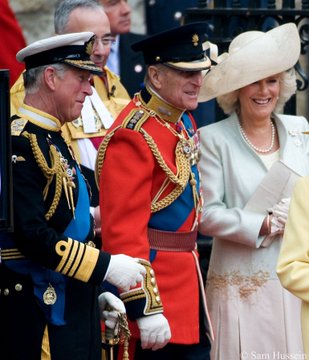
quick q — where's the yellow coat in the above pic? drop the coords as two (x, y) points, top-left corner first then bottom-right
(277, 176), (309, 356)
(10, 67), (131, 163)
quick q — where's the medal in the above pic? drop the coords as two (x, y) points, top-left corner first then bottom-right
(181, 139), (192, 158)
(43, 283), (57, 305)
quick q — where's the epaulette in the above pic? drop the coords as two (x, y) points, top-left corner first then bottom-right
(11, 118), (28, 136)
(121, 109), (150, 131)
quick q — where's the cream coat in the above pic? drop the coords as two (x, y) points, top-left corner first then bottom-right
(199, 113), (309, 359)
(277, 176), (309, 357)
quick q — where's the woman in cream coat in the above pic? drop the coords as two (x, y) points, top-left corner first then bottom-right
(198, 23), (309, 359)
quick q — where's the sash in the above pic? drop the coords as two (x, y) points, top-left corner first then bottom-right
(2, 166), (90, 325)
(148, 113), (201, 231)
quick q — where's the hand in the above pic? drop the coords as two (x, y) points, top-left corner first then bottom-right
(268, 198), (291, 234)
(93, 206), (101, 236)
(105, 255), (146, 292)
(136, 314), (171, 351)
(98, 292), (126, 332)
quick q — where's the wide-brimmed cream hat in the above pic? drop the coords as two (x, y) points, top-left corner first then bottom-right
(198, 23), (300, 102)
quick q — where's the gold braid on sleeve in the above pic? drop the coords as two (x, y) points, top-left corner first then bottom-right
(22, 132), (64, 220)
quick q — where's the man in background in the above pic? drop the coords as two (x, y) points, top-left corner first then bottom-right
(101, 0), (146, 97)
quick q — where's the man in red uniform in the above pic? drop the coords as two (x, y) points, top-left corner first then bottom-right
(96, 22), (214, 359)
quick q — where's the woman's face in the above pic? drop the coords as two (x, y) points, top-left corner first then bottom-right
(238, 75), (280, 120)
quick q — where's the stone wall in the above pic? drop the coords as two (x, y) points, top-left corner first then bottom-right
(10, 0), (57, 44)
(9, 0), (144, 44)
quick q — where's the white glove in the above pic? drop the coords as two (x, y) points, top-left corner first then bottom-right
(98, 292), (126, 333)
(136, 314), (171, 351)
(268, 198), (291, 234)
(104, 254), (146, 292)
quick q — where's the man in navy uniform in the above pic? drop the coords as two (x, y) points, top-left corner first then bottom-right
(0, 31), (146, 360)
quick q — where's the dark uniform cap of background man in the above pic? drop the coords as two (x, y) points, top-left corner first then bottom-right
(131, 22), (211, 71)
(16, 32), (103, 75)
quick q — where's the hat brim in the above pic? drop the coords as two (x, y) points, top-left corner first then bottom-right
(17, 32), (103, 76)
(198, 23), (300, 102)
(64, 59), (103, 75)
(166, 56), (211, 72)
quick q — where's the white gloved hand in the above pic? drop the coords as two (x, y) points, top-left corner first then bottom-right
(268, 198), (291, 234)
(104, 254), (146, 292)
(98, 292), (126, 333)
(137, 314), (171, 351)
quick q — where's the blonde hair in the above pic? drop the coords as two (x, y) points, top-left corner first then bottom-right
(217, 70), (297, 115)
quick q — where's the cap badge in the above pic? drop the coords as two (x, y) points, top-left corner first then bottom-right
(85, 35), (95, 56)
(192, 34), (199, 47)
(155, 56), (161, 62)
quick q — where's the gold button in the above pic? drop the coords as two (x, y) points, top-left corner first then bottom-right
(155, 56), (161, 62)
(151, 278), (156, 285)
(15, 283), (23, 292)
(149, 269), (155, 276)
(4, 288), (9, 296)
(155, 296), (161, 303)
(153, 287), (158, 294)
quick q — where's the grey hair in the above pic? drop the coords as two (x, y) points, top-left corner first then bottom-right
(54, 0), (102, 34)
(23, 63), (69, 94)
(217, 70), (297, 115)
(143, 63), (166, 88)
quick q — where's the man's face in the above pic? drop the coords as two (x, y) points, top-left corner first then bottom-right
(65, 8), (112, 69)
(53, 67), (93, 123)
(101, 0), (131, 35)
(152, 65), (203, 111)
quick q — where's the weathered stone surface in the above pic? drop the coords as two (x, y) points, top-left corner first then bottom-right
(9, 0), (56, 44)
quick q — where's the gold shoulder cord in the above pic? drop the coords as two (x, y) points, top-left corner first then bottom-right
(23, 132), (73, 220)
(95, 126), (191, 213)
(141, 129), (191, 212)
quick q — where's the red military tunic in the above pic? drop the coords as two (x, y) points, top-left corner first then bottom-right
(98, 86), (213, 346)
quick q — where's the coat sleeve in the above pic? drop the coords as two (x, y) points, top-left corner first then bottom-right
(12, 132), (110, 285)
(99, 127), (165, 319)
(277, 176), (309, 302)
(100, 127), (155, 259)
